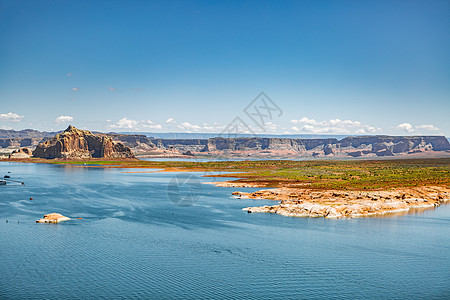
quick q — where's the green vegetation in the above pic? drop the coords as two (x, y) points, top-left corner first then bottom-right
(27, 157), (450, 190)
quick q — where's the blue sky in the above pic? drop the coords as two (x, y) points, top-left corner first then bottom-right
(1, 0), (449, 135)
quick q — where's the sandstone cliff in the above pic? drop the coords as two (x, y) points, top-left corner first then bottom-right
(148, 136), (450, 158)
(0, 137), (44, 148)
(5, 127), (449, 159)
(33, 126), (134, 159)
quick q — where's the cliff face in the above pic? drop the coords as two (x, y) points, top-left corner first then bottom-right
(106, 134), (156, 148)
(0, 137), (44, 148)
(338, 136), (450, 156)
(147, 135), (450, 158)
(23, 128), (450, 159)
(33, 126), (134, 159)
(0, 128), (57, 139)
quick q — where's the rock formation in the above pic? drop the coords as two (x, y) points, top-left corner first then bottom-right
(9, 148), (33, 158)
(238, 186), (449, 218)
(148, 135), (450, 158)
(0, 137), (45, 148)
(33, 126), (134, 159)
(2, 126), (449, 159)
(36, 213), (71, 223)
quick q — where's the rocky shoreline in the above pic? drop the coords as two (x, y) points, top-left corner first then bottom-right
(232, 186), (449, 218)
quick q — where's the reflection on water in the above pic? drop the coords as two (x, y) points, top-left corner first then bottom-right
(362, 206), (441, 219)
(0, 162), (449, 299)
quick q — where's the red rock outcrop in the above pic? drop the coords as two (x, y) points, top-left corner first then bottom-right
(33, 126), (134, 159)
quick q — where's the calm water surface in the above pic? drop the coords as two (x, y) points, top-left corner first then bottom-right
(0, 162), (449, 299)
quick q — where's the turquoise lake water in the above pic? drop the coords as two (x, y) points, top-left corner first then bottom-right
(0, 162), (449, 299)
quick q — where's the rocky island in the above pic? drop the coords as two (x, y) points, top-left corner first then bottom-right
(36, 213), (71, 223)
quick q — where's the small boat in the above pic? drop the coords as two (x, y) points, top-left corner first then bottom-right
(4, 175), (11, 178)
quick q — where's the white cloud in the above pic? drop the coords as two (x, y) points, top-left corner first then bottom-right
(264, 121), (278, 132)
(72, 87), (80, 92)
(110, 118), (138, 129)
(416, 124), (439, 131)
(177, 122), (201, 131)
(165, 117), (175, 124)
(289, 117), (380, 134)
(356, 129), (366, 134)
(291, 117), (317, 125)
(0, 112), (24, 122)
(109, 118), (162, 130)
(301, 125), (315, 132)
(55, 115), (74, 124)
(397, 123), (415, 133)
(173, 121), (228, 133)
(395, 123), (441, 134)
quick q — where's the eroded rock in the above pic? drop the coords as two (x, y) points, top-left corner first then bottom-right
(36, 213), (71, 223)
(33, 126), (134, 159)
(241, 186), (449, 219)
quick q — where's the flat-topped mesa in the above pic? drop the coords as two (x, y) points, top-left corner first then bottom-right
(33, 125), (134, 159)
(148, 135), (450, 158)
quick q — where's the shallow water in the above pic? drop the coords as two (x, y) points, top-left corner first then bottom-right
(0, 162), (449, 299)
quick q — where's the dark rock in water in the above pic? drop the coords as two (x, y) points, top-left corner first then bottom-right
(33, 125), (134, 159)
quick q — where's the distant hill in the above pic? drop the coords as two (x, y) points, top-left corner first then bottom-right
(3, 129), (448, 142)
(2, 128), (450, 159)
(0, 129), (59, 139)
(117, 132), (352, 140)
